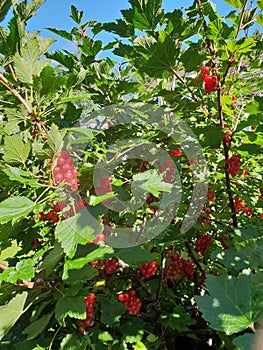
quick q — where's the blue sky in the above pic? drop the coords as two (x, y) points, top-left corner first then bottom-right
(2, 0), (237, 53)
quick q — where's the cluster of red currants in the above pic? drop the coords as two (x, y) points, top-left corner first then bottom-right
(195, 233), (212, 253)
(95, 176), (113, 205)
(99, 258), (118, 275)
(168, 149), (183, 157)
(53, 149), (78, 189)
(226, 154), (241, 177)
(78, 293), (96, 334)
(138, 260), (158, 280)
(95, 176), (113, 194)
(165, 252), (195, 281)
(201, 66), (219, 94)
(118, 289), (142, 315)
(234, 196), (252, 215)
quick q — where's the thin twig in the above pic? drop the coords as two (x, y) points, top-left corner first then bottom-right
(168, 67), (199, 102)
(131, 270), (154, 300)
(0, 73), (32, 115)
(156, 248), (166, 303)
(185, 241), (205, 277)
(0, 264), (7, 270)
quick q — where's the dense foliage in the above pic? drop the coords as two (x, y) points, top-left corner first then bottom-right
(0, 0), (263, 349)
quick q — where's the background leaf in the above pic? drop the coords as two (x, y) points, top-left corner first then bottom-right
(3, 136), (30, 164)
(195, 274), (263, 335)
(55, 212), (95, 258)
(0, 196), (35, 224)
(0, 292), (28, 341)
(22, 313), (53, 340)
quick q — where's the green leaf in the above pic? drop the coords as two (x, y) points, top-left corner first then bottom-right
(38, 241), (64, 275)
(54, 212), (95, 258)
(100, 299), (126, 326)
(7, 259), (35, 283)
(238, 144), (261, 154)
(46, 51), (76, 70)
(0, 222), (21, 242)
(103, 19), (134, 37)
(0, 0), (17, 23)
(222, 0), (243, 8)
(79, 37), (102, 57)
(62, 263), (97, 284)
(233, 333), (254, 350)
(22, 313), (53, 340)
(3, 136), (31, 165)
(41, 123), (66, 159)
(3, 107), (26, 135)
(258, 0), (263, 10)
(61, 332), (90, 350)
(119, 317), (145, 343)
(212, 247), (250, 272)
(0, 196), (35, 224)
(226, 37), (255, 54)
(133, 169), (172, 197)
(0, 292), (28, 341)
(59, 94), (92, 103)
(4, 167), (43, 188)
(195, 274), (263, 335)
(34, 66), (67, 98)
(70, 5), (83, 24)
(159, 305), (195, 331)
(14, 0), (46, 22)
(207, 20), (234, 41)
(13, 35), (50, 83)
(196, 126), (224, 149)
(125, 0), (164, 31)
(47, 28), (73, 41)
(63, 245), (114, 276)
(117, 246), (156, 267)
(180, 43), (206, 72)
(98, 331), (113, 342)
(0, 240), (21, 265)
(55, 295), (86, 326)
(135, 31), (179, 78)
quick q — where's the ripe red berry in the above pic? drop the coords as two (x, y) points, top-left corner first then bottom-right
(202, 66), (210, 76)
(57, 156), (66, 166)
(37, 212), (45, 220)
(204, 75), (218, 93)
